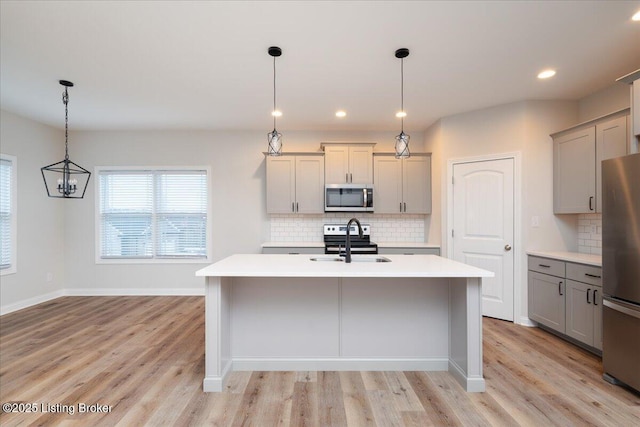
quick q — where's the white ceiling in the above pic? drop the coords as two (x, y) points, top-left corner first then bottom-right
(1, 1), (639, 132)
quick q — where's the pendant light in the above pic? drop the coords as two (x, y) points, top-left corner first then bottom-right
(41, 80), (91, 198)
(394, 48), (410, 159)
(267, 46), (283, 156)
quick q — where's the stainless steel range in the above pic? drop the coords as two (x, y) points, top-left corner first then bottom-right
(323, 223), (378, 255)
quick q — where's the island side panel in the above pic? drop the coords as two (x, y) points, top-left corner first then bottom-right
(203, 276), (232, 392)
(448, 277), (485, 392)
(231, 277), (341, 368)
(340, 277), (449, 367)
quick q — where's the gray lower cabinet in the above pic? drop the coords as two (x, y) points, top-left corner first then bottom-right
(528, 255), (602, 352)
(565, 262), (603, 350)
(378, 247), (440, 256)
(565, 279), (602, 349)
(528, 270), (566, 331)
(262, 246), (324, 255)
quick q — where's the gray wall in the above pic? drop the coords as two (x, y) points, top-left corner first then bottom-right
(0, 110), (66, 313)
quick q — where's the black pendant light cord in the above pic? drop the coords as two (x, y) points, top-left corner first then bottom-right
(273, 55), (277, 130)
(400, 57), (404, 133)
(63, 86), (70, 160)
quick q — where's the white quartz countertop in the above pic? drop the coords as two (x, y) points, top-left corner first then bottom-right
(526, 250), (602, 267)
(196, 254), (493, 278)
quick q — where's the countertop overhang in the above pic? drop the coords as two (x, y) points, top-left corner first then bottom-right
(526, 250), (602, 267)
(196, 254), (494, 278)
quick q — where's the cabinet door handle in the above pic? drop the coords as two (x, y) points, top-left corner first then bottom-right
(400, 202), (403, 213)
(587, 288), (591, 304)
(559, 281), (563, 296)
(350, 173), (353, 183)
(585, 273), (601, 279)
(346, 173), (349, 183)
(593, 289), (598, 306)
(589, 196), (594, 211)
(539, 264), (551, 268)
(296, 202), (299, 212)
(403, 202), (407, 212)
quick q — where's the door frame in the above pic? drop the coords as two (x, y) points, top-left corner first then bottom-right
(446, 152), (522, 324)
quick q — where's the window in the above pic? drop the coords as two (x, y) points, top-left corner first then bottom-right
(1, 154), (17, 275)
(97, 167), (209, 262)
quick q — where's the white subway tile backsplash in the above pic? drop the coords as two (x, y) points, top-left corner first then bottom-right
(269, 213), (426, 243)
(577, 213), (601, 254)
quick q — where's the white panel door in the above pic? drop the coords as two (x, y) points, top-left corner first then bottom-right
(452, 158), (514, 321)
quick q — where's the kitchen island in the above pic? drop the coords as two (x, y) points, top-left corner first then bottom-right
(195, 254), (493, 392)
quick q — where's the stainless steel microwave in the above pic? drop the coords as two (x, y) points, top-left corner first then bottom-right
(325, 184), (374, 212)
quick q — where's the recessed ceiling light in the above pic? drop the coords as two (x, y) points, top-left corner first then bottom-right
(396, 111), (407, 118)
(632, 10), (640, 21)
(537, 69), (556, 79)
(335, 110), (346, 118)
(272, 110), (282, 117)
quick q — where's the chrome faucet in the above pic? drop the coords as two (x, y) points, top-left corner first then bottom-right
(344, 218), (364, 263)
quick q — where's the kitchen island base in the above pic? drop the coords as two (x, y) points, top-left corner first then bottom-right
(197, 254), (491, 393)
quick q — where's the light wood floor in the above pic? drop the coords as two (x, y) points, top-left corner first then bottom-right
(1, 296), (638, 426)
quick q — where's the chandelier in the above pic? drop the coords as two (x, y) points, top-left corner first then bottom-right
(41, 80), (91, 198)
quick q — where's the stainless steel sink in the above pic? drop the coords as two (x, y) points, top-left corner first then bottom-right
(309, 256), (391, 263)
(351, 256), (391, 263)
(309, 256), (344, 262)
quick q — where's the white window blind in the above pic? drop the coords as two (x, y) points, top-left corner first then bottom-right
(0, 156), (15, 272)
(98, 169), (208, 260)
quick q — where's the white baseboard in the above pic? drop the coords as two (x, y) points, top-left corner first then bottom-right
(448, 360), (486, 392)
(232, 358), (449, 372)
(0, 288), (204, 316)
(203, 360), (233, 392)
(0, 290), (65, 316)
(517, 316), (537, 327)
(64, 288), (204, 296)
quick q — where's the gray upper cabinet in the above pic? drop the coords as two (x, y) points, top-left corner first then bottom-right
(553, 111), (628, 214)
(617, 69), (640, 144)
(595, 116), (628, 212)
(266, 154), (325, 214)
(373, 154), (431, 214)
(322, 143), (374, 184)
(553, 126), (595, 214)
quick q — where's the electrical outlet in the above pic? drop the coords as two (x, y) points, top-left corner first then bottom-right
(531, 216), (540, 227)
(46, 273), (53, 282)
(590, 225), (597, 234)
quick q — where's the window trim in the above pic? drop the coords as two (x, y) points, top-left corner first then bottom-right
(94, 165), (212, 264)
(1, 154), (17, 275)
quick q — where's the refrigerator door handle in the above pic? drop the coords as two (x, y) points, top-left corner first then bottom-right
(603, 299), (640, 320)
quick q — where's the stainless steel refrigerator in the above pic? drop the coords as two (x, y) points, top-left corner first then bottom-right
(602, 152), (640, 393)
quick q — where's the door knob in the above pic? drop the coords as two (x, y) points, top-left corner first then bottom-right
(505, 244), (512, 251)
